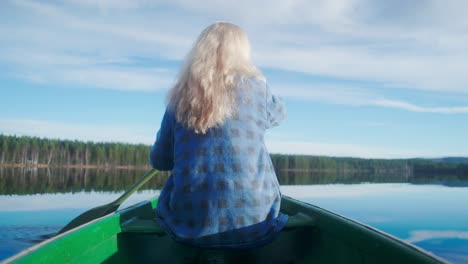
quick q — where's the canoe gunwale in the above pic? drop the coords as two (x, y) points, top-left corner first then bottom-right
(3, 212), (116, 264)
(282, 196), (450, 264)
(3, 198), (157, 264)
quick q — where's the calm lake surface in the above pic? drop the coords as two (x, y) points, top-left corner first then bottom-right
(1, 168), (468, 263)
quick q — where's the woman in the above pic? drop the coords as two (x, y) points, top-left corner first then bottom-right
(150, 22), (287, 249)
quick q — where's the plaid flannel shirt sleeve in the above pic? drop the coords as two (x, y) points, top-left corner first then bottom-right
(265, 84), (287, 129)
(150, 110), (175, 170)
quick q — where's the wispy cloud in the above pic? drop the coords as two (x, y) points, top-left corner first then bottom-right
(0, 48), (175, 91)
(273, 84), (374, 106)
(11, 0), (190, 51)
(162, 0), (468, 93)
(275, 84), (468, 114)
(255, 45), (468, 94)
(1, 0), (186, 91)
(0, 119), (156, 144)
(2, 0), (468, 95)
(372, 99), (468, 114)
(17, 66), (173, 91)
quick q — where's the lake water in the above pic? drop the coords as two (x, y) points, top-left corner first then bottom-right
(1, 168), (468, 263)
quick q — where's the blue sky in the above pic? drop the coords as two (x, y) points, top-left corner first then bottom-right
(1, 0), (468, 158)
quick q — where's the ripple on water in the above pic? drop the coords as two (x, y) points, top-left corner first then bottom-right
(0, 225), (58, 260)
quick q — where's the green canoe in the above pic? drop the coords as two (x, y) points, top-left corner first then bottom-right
(5, 196), (447, 264)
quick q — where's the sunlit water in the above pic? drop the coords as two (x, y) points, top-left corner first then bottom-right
(1, 175), (468, 263)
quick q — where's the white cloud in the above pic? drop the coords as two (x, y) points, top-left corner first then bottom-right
(0, 119), (156, 144)
(2, 0), (468, 109)
(12, 0), (190, 49)
(255, 46), (468, 93)
(154, 0), (468, 93)
(274, 84), (468, 114)
(0, 49), (175, 91)
(0, 0), (181, 91)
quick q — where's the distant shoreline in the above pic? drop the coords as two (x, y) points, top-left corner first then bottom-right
(1, 134), (467, 177)
(0, 163), (150, 170)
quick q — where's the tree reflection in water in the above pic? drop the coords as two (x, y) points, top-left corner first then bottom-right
(2, 167), (467, 195)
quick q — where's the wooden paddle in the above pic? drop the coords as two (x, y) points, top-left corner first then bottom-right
(58, 169), (159, 234)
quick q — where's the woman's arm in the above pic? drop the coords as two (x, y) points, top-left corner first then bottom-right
(149, 110), (175, 170)
(265, 84), (287, 129)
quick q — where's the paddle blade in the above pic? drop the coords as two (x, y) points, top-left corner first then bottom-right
(58, 203), (119, 234)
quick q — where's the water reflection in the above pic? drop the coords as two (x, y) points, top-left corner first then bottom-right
(0, 191), (158, 212)
(281, 184), (468, 264)
(2, 167), (468, 195)
(0, 167), (169, 194)
(1, 167), (468, 263)
(406, 230), (468, 244)
(1, 184), (467, 263)
(0, 190), (160, 261)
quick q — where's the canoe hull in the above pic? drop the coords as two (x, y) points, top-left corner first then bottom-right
(5, 196), (447, 264)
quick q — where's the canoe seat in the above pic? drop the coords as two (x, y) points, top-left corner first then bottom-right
(120, 212), (315, 235)
(117, 213), (318, 264)
(120, 217), (166, 235)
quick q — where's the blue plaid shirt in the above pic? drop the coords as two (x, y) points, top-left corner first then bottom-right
(150, 77), (288, 249)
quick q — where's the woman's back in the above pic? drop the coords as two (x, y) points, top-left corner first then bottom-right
(151, 77), (287, 248)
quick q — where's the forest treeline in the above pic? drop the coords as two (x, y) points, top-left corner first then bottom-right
(270, 154), (468, 177)
(1, 134), (468, 176)
(0, 134), (150, 168)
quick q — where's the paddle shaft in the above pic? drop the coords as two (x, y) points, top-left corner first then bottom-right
(58, 169), (158, 234)
(113, 169), (159, 206)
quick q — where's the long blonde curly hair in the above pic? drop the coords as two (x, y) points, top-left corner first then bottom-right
(168, 22), (264, 134)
